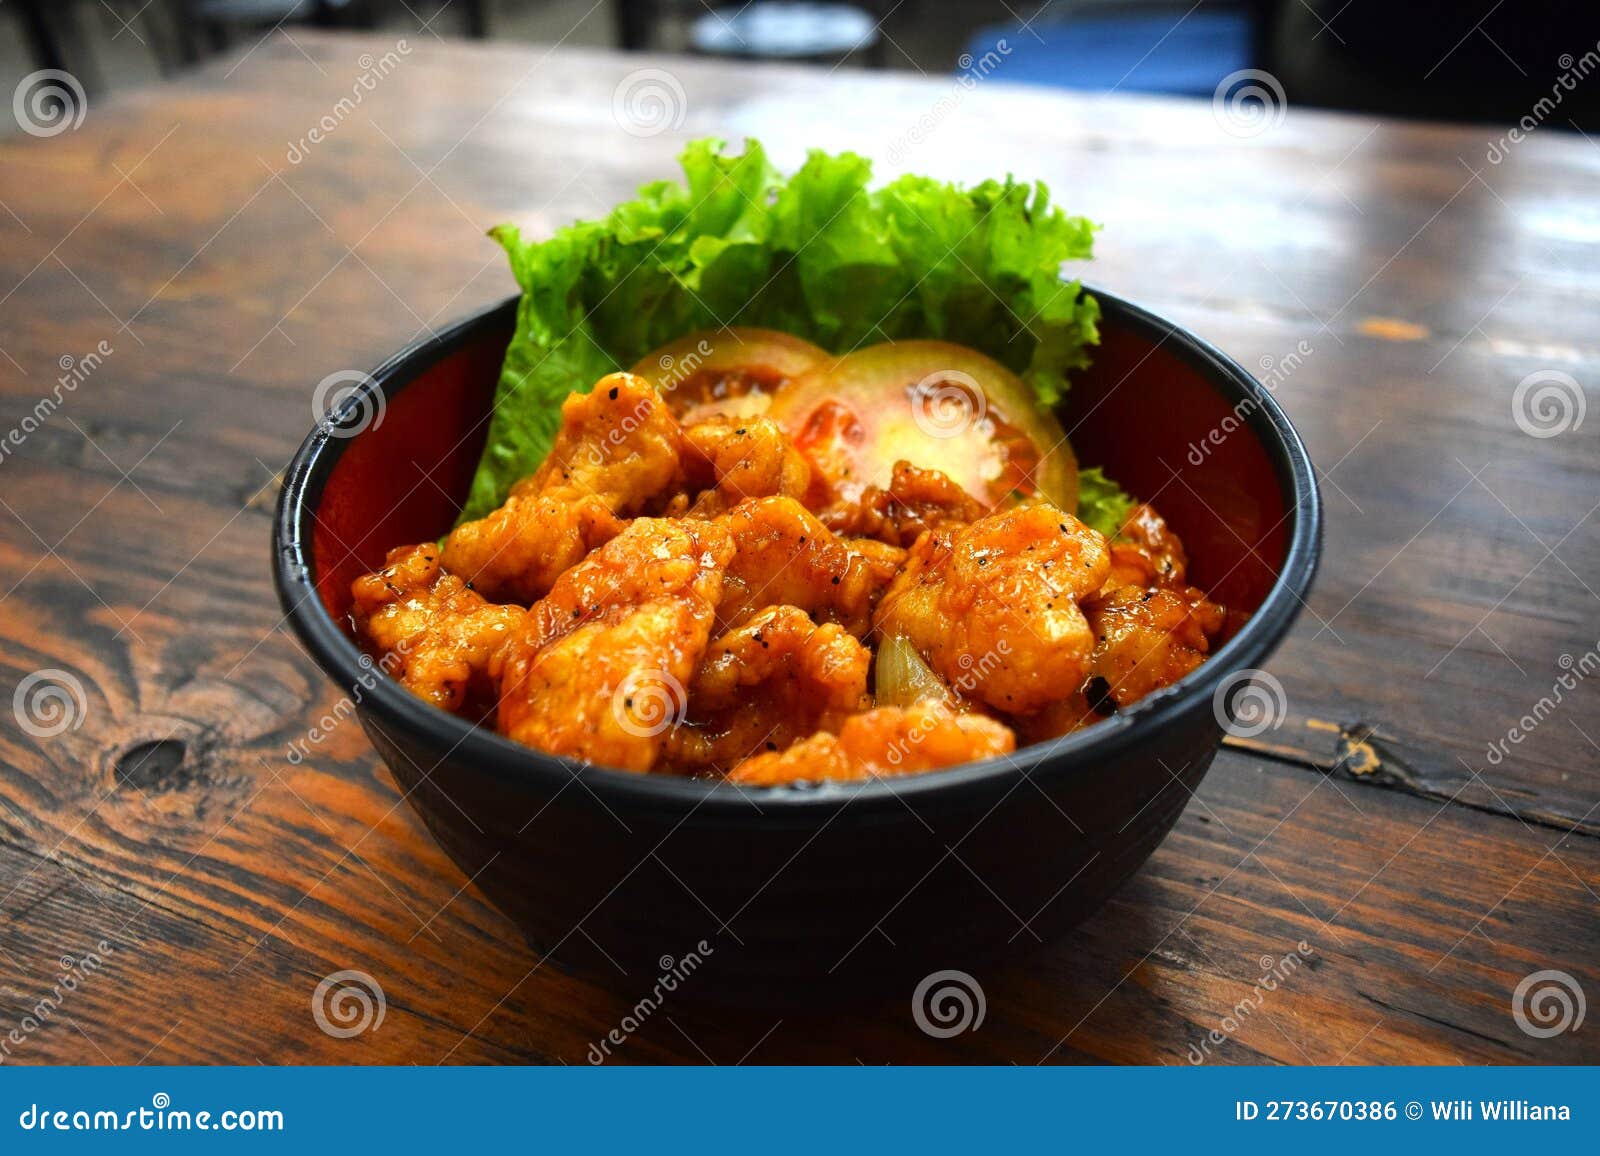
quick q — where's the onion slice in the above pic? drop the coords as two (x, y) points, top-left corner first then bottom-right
(875, 634), (954, 709)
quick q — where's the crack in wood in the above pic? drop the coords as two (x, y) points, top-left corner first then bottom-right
(1225, 720), (1598, 840)
(1358, 990), (1514, 1052)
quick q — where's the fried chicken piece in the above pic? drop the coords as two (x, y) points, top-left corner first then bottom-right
(1077, 500), (1229, 706)
(715, 496), (904, 637)
(1084, 585), (1227, 708)
(690, 606), (869, 718)
(666, 605), (871, 773)
(727, 700), (1015, 786)
(824, 461), (986, 546)
(874, 502), (1111, 714)
(350, 543), (526, 716)
(1104, 502), (1189, 591)
(681, 417), (819, 517)
(1011, 692), (1104, 744)
(494, 518), (734, 772)
(881, 461), (986, 539)
(441, 373), (685, 602)
(445, 487), (626, 606)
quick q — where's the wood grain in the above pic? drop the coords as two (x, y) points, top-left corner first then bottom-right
(0, 32), (1595, 1065)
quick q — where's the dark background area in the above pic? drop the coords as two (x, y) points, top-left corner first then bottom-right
(6, 1), (1600, 132)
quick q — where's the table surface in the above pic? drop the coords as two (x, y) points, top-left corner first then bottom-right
(0, 31), (1595, 1066)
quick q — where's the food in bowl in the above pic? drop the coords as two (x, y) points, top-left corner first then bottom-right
(275, 134), (1319, 991)
(345, 140), (1241, 784)
(350, 340), (1236, 783)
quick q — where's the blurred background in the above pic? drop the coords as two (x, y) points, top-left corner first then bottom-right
(4, 0), (1599, 131)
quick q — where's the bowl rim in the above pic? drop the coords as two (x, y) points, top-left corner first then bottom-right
(273, 287), (1322, 819)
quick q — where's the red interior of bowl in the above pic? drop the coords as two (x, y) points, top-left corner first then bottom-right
(1057, 322), (1286, 615)
(310, 310), (1287, 623)
(310, 313), (510, 620)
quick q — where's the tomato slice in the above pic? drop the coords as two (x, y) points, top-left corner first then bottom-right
(767, 340), (1078, 512)
(629, 328), (830, 424)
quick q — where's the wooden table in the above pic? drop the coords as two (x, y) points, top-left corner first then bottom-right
(0, 32), (1595, 1066)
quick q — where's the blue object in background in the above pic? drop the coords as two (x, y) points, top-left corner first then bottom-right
(964, 11), (1253, 95)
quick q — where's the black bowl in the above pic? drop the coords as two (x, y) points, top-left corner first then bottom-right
(273, 290), (1320, 1002)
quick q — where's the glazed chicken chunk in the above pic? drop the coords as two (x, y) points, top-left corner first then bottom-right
(350, 356), (1236, 784)
(681, 416), (817, 516)
(1104, 502), (1190, 591)
(667, 604), (871, 773)
(728, 700), (1016, 786)
(441, 374), (685, 602)
(825, 460), (987, 546)
(1086, 585), (1226, 709)
(875, 501), (1111, 714)
(351, 543), (526, 715)
(493, 517), (734, 772)
(715, 496), (904, 637)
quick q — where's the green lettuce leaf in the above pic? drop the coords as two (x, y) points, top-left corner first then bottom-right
(462, 137), (1108, 522)
(1073, 466), (1137, 539)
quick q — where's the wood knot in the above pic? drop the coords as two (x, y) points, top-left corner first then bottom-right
(113, 738), (192, 792)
